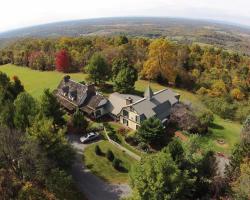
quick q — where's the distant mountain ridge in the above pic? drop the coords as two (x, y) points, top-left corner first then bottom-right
(0, 17), (250, 54)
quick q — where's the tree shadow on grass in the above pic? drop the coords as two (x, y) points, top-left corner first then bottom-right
(86, 163), (94, 169)
(132, 90), (144, 97)
(116, 165), (129, 173)
(98, 83), (114, 95)
(209, 123), (224, 130)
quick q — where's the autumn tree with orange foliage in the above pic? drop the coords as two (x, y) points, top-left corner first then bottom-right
(141, 38), (178, 83)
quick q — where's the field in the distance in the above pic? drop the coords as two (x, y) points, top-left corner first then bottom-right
(0, 64), (242, 154)
(0, 64), (88, 98)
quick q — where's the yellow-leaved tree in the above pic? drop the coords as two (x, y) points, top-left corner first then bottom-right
(141, 38), (178, 83)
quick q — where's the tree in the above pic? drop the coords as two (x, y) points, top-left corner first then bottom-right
(114, 66), (138, 93)
(231, 159), (250, 200)
(28, 51), (46, 71)
(55, 50), (70, 72)
(137, 117), (164, 143)
(0, 72), (15, 103)
(111, 57), (130, 78)
(18, 183), (49, 200)
(242, 115), (250, 143)
(19, 138), (50, 182)
(40, 89), (65, 127)
(0, 101), (15, 129)
(27, 118), (75, 170)
(86, 53), (109, 84)
(11, 76), (24, 99)
(196, 109), (214, 129)
(130, 151), (193, 200)
(14, 92), (37, 131)
(168, 138), (184, 162)
(142, 38), (178, 82)
(228, 115), (250, 181)
(72, 108), (88, 133)
(45, 168), (79, 200)
(114, 35), (129, 46)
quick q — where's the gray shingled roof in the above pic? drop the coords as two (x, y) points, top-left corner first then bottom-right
(130, 89), (180, 120)
(57, 78), (88, 106)
(56, 77), (108, 113)
(144, 85), (154, 99)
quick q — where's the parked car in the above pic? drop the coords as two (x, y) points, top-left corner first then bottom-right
(80, 132), (99, 143)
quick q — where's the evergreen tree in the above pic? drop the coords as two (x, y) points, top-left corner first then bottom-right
(40, 89), (65, 127)
(14, 92), (37, 131)
(137, 117), (164, 143)
(72, 108), (88, 133)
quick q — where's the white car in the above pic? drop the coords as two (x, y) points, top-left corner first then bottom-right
(80, 132), (99, 143)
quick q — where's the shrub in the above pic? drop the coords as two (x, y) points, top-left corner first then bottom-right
(108, 129), (121, 143)
(196, 110), (214, 127)
(202, 97), (236, 120)
(138, 142), (149, 152)
(106, 149), (114, 161)
(112, 158), (121, 170)
(125, 131), (139, 145)
(196, 87), (208, 95)
(230, 88), (245, 101)
(95, 145), (102, 156)
(118, 127), (128, 136)
(87, 122), (104, 132)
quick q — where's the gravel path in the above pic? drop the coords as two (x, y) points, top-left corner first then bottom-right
(67, 134), (132, 200)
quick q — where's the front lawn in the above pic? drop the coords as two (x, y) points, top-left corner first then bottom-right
(83, 140), (138, 183)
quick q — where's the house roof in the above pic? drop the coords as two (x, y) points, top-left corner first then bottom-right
(55, 76), (107, 113)
(56, 77), (89, 106)
(80, 93), (108, 114)
(132, 89), (180, 120)
(144, 85), (154, 99)
(107, 92), (143, 115)
(56, 95), (77, 111)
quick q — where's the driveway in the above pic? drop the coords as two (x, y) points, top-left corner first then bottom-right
(67, 134), (132, 200)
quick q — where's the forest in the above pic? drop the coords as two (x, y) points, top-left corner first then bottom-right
(0, 34), (250, 199)
(1, 35), (250, 122)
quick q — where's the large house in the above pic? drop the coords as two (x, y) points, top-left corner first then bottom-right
(107, 86), (180, 130)
(54, 76), (108, 119)
(55, 77), (180, 130)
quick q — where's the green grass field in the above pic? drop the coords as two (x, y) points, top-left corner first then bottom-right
(83, 140), (137, 183)
(0, 64), (242, 154)
(0, 64), (88, 98)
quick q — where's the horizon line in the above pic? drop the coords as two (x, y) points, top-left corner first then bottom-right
(1, 16), (250, 34)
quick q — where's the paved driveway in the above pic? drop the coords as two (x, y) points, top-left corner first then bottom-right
(67, 134), (132, 200)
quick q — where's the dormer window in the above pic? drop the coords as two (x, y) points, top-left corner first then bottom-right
(69, 90), (77, 101)
(62, 86), (69, 97)
(69, 95), (75, 101)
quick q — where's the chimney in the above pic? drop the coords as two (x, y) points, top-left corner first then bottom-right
(126, 97), (133, 105)
(64, 75), (70, 82)
(87, 83), (96, 94)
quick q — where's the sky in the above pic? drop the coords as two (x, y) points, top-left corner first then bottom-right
(0, 0), (250, 32)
